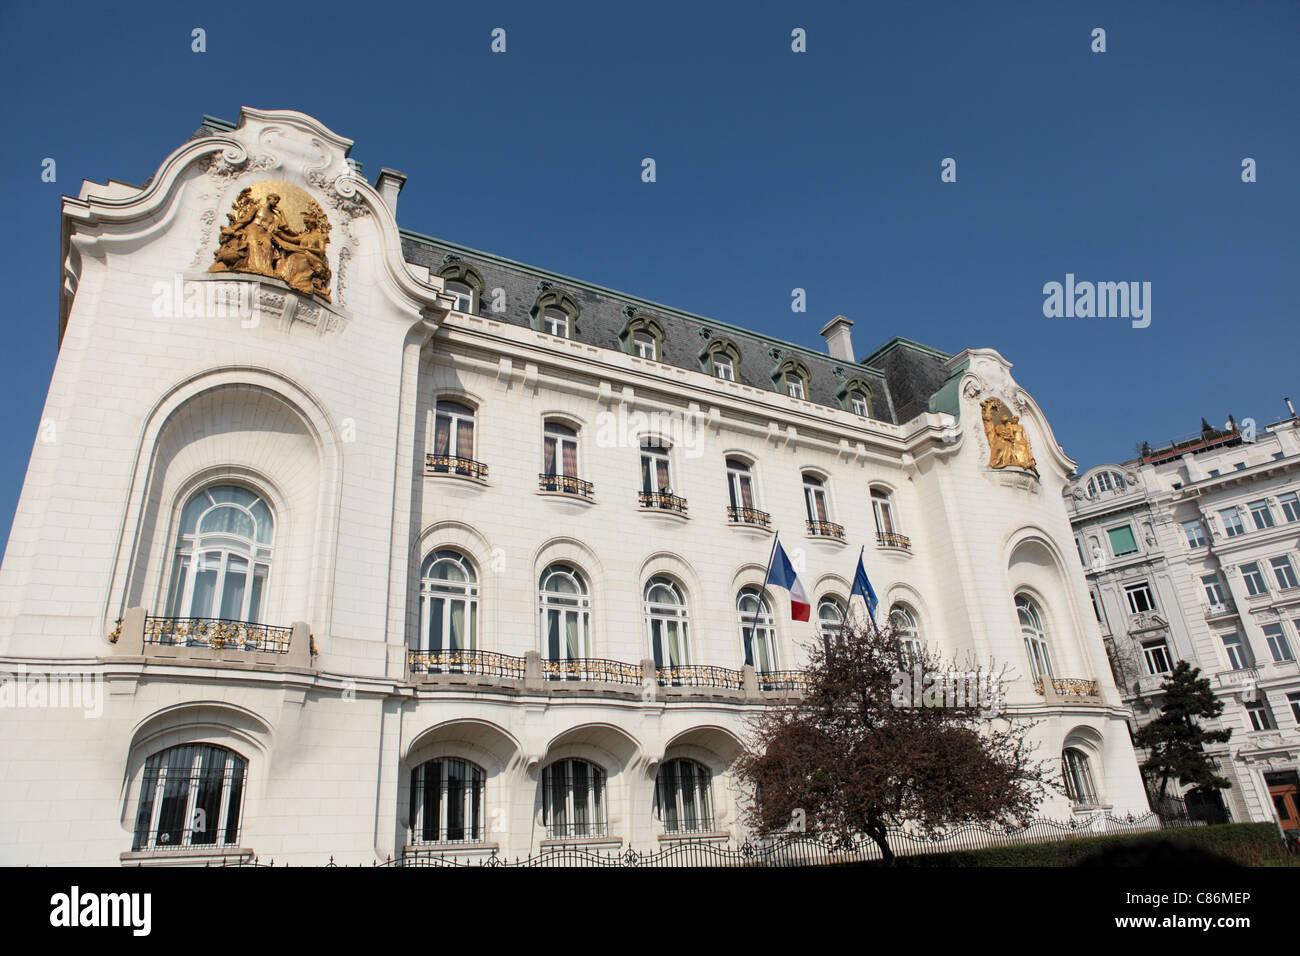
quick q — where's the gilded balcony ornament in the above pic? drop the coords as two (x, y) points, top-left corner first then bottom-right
(209, 180), (333, 302)
(981, 398), (1038, 477)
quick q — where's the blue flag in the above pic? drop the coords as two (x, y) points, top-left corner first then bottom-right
(851, 551), (879, 619)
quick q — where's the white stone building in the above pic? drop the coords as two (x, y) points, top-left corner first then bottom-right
(1065, 414), (1300, 834)
(0, 108), (1148, 865)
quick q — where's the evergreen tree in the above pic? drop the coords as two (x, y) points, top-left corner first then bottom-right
(1134, 660), (1232, 803)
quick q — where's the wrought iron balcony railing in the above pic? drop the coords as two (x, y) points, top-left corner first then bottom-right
(656, 664), (746, 689)
(806, 519), (845, 540)
(727, 506), (771, 528)
(426, 454), (489, 480)
(144, 616), (292, 653)
(639, 491), (688, 514)
(408, 648), (527, 679)
(757, 670), (811, 692)
(876, 531), (912, 552)
(542, 657), (645, 685)
(538, 473), (594, 498)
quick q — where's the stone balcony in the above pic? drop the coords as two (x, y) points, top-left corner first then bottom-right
(109, 606), (313, 668)
(1032, 676), (1104, 704)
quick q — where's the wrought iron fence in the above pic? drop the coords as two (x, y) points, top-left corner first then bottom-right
(876, 531), (912, 552)
(541, 657), (644, 685)
(726, 506), (771, 528)
(639, 491), (688, 514)
(208, 811), (1174, 867)
(144, 617), (292, 653)
(538, 473), (594, 498)
(656, 664), (745, 689)
(757, 670), (810, 692)
(408, 648), (527, 679)
(806, 520), (845, 540)
(426, 454), (489, 480)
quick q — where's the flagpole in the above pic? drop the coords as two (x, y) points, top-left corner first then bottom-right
(747, 530), (780, 668)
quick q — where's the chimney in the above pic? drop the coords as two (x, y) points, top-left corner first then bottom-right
(375, 168), (407, 216)
(819, 315), (855, 363)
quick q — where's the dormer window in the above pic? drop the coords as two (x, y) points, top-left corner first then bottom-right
(436, 260), (485, 315)
(837, 377), (874, 417)
(775, 358), (810, 400)
(701, 338), (741, 381)
(634, 332), (657, 360)
(713, 355), (734, 380)
(542, 307), (569, 338)
(786, 378), (804, 399)
(444, 281), (473, 314)
(850, 391), (868, 415)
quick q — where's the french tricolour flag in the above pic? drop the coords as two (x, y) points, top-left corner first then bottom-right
(766, 541), (811, 621)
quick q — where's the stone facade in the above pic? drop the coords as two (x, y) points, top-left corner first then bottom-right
(0, 108), (1148, 865)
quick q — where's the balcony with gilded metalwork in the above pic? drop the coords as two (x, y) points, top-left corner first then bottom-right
(657, 664), (745, 690)
(726, 506), (771, 529)
(538, 473), (594, 499)
(806, 520), (845, 541)
(1031, 676), (1103, 704)
(108, 606), (313, 668)
(875, 531), (912, 553)
(639, 491), (688, 515)
(426, 453), (489, 481)
(408, 648), (527, 680)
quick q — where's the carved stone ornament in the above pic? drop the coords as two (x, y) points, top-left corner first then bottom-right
(209, 180), (333, 302)
(981, 398), (1038, 476)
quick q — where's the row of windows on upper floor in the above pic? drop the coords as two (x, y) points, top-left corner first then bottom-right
(130, 738), (1109, 855)
(431, 400), (910, 547)
(1075, 492), (1300, 566)
(436, 265), (874, 413)
(157, 486), (1073, 696)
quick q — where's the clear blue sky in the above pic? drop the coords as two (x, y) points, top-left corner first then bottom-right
(1, 0), (1296, 555)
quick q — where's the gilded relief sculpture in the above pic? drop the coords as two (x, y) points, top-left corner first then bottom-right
(210, 180), (333, 302)
(981, 398), (1038, 476)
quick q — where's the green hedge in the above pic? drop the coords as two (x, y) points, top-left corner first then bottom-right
(854, 824), (1294, 867)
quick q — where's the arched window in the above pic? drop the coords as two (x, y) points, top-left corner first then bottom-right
(431, 399), (479, 475)
(1062, 748), (1099, 807)
(444, 280), (474, 314)
(837, 377), (873, 417)
(738, 586), (778, 672)
(701, 338), (741, 381)
(645, 576), (690, 669)
(436, 259), (485, 315)
(542, 306), (570, 338)
(540, 563), (591, 664)
(419, 550), (479, 653)
(655, 758), (713, 834)
(542, 421), (581, 484)
(167, 484), (274, 623)
(531, 288), (580, 338)
(1017, 594), (1055, 683)
(620, 312), (664, 361)
(633, 331), (657, 360)
(725, 457), (765, 525)
(639, 440), (683, 511)
(776, 359), (810, 400)
(132, 744), (247, 851)
(890, 604), (921, 661)
(542, 758), (606, 839)
(803, 473), (829, 523)
(818, 595), (847, 646)
(1086, 471), (1126, 497)
(409, 757), (485, 844)
(871, 488), (897, 535)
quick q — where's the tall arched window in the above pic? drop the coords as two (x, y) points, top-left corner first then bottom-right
(725, 457), (765, 525)
(542, 421), (581, 486)
(848, 389), (870, 416)
(818, 595), (847, 646)
(803, 474), (830, 523)
(167, 484), (274, 623)
(871, 488), (897, 535)
(655, 758), (713, 834)
(890, 604), (921, 661)
(645, 576), (690, 669)
(1017, 594), (1055, 683)
(540, 564), (591, 663)
(409, 757), (485, 844)
(738, 587), (778, 672)
(1062, 748), (1099, 807)
(431, 399), (479, 475)
(542, 758), (606, 838)
(132, 744), (247, 851)
(419, 551), (479, 653)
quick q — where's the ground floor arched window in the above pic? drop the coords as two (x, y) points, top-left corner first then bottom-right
(132, 744), (247, 851)
(655, 758), (713, 834)
(542, 758), (606, 839)
(409, 757), (486, 844)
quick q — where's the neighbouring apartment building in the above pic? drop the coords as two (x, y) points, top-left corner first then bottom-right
(1066, 414), (1300, 835)
(0, 108), (1147, 865)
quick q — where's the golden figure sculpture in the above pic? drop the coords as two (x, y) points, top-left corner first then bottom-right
(981, 398), (1038, 476)
(209, 180), (332, 302)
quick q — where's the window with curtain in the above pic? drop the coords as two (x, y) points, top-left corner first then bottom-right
(167, 484), (274, 624)
(890, 604), (921, 661)
(726, 458), (756, 510)
(641, 441), (673, 494)
(542, 759), (606, 839)
(409, 757), (485, 844)
(132, 744), (247, 851)
(655, 759), (713, 834)
(645, 576), (690, 669)
(1016, 594), (1054, 683)
(1062, 748), (1098, 806)
(871, 488), (897, 535)
(418, 551), (479, 653)
(818, 596), (846, 646)
(738, 586), (777, 672)
(543, 421), (580, 478)
(540, 564), (591, 664)
(433, 400), (476, 461)
(803, 474), (829, 523)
